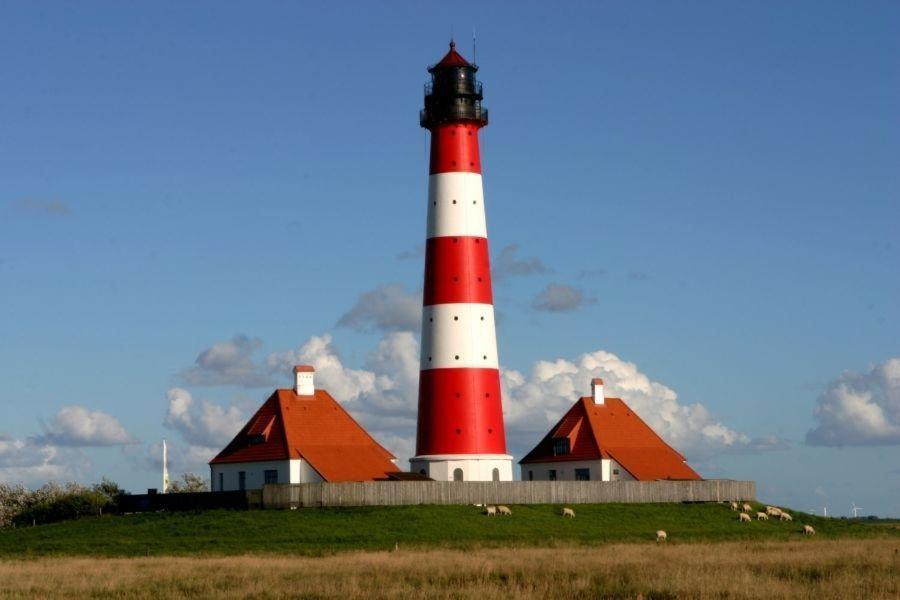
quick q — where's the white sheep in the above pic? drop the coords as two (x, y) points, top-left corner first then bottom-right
(484, 506), (496, 516)
(730, 501), (738, 511)
(562, 507), (576, 518)
(741, 503), (753, 513)
(779, 512), (793, 522)
(803, 524), (815, 535)
(656, 530), (667, 542)
(756, 512), (769, 521)
(497, 505), (512, 516)
(766, 506), (782, 517)
(739, 512), (752, 523)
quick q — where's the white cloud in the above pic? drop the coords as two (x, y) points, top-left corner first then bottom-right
(164, 388), (247, 449)
(178, 334), (272, 388)
(40, 406), (133, 447)
(502, 348), (781, 460)
(0, 434), (85, 484)
(336, 284), (421, 333)
(532, 283), (596, 312)
(266, 332), (420, 462)
(806, 358), (900, 446)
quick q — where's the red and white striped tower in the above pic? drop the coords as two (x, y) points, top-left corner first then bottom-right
(410, 42), (513, 482)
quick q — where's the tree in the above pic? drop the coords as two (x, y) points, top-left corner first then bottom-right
(167, 472), (209, 493)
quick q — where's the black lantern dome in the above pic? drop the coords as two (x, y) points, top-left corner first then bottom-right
(419, 41), (488, 129)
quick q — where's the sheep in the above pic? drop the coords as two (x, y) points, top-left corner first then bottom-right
(766, 506), (782, 517)
(497, 505), (512, 516)
(741, 503), (753, 513)
(656, 530), (667, 542)
(779, 512), (793, 522)
(484, 506), (497, 516)
(739, 512), (752, 523)
(562, 507), (576, 518)
(730, 501), (738, 511)
(803, 524), (816, 536)
(756, 512), (769, 521)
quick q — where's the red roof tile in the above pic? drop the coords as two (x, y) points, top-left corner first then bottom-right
(210, 389), (397, 482)
(520, 397), (701, 481)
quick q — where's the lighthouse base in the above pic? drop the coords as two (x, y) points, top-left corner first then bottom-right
(410, 454), (514, 482)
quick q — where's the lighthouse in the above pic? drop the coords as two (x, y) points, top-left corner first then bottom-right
(410, 42), (513, 482)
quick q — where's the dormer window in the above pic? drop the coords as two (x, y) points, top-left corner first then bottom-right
(553, 438), (570, 456)
(248, 433), (265, 445)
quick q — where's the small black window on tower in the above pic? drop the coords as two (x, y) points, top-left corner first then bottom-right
(528, 470), (534, 481)
(553, 438), (570, 456)
(492, 468), (500, 481)
(548, 469), (557, 481)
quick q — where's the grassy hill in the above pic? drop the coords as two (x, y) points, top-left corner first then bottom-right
(1, 502), (896, 558)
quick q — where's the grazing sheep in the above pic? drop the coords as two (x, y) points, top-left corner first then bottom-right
(756, 512), (769, 521)
(484, 506), (496, 516)
(779, 512), (793, 522)
(803, 525), (816, 536)
(739, 512), (752, 523)
(766, 506), (782, 517)
(656, 530), (667, 542)
(497, 505), (512, 516)
(741, 503), (753, 513)
(562, 507), (576, 518)
(730, 501), (738, 511)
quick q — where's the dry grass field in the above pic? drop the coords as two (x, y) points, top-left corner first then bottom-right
(0, 538), (897, 599)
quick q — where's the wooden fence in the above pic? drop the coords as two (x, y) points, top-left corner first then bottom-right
(261, 479), (755, 509)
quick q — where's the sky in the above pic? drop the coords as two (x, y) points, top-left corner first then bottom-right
(1, 2), (898, 516)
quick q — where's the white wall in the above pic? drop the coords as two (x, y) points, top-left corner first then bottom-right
(519, 458), (634, 482)
(410, 455), (513, 482)
(211, 458), (323, 490)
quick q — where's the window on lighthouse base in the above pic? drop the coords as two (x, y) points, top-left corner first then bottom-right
(453, 468), (464, 482)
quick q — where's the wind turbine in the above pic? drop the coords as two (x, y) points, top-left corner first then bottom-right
(850, 502), (863, 518)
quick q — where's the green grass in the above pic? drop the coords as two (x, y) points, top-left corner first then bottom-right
(1, 503), (896, 558)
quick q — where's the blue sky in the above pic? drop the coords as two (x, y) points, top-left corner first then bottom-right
(1, 2), (898, 516)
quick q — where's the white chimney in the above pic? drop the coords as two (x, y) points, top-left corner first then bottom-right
(591, 378), (605, 404)
(293, 365), (315, 396)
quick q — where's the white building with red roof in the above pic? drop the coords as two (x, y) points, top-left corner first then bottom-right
(209, 365), (398, 491)
(519, 379), (701, 483)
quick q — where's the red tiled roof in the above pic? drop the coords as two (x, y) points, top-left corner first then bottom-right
(519, 397), (701, 481)
(430, 41), (473, 70)
(210, 389), (397, 482)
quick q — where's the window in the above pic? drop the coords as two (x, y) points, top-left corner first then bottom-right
(613, 469), (620, 475)
(548, 469), (557, 481)
(419, 469), (426, 476)
(264, 469), (278, 485)
(528, 470), (533, 481)
(238, 471), (246, 491)
(218, 472), (224, 492)
(492, 468), (500, 481)
(575, 468), (590, 481)
(453, 468), (464, 482)
(553, 438), (570, 456)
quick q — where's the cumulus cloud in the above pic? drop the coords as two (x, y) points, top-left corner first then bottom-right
(532, 283), (596, 312)
(39, 406), (133, 446)
(178, 334), (272, 388)
(164, 388), (247, 449)
(493, 244), (551, 282)
(502, 348), (781, 460)
(806, 358), (900, 446)
(0, 434), (86, 484)
(12, 198), (72, 216)
(266, 332), (420, 462)
(336, 284), (421, 333)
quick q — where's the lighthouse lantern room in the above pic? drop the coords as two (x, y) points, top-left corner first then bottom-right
(410, 42), (513, 482)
